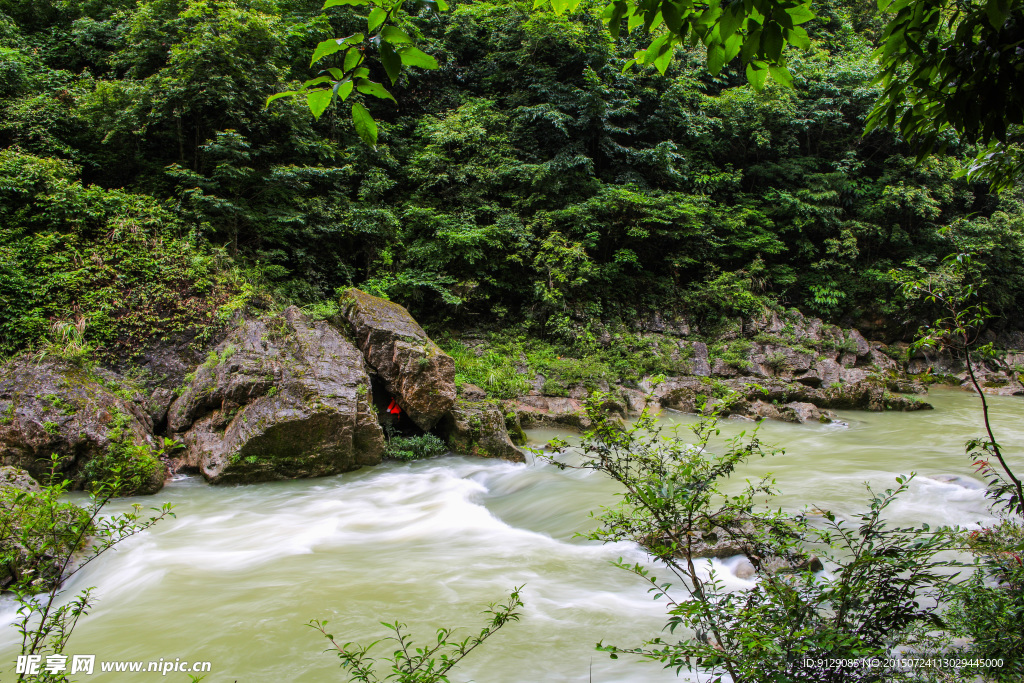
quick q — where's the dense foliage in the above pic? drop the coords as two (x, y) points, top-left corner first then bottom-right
(1, 0), (1023, 358)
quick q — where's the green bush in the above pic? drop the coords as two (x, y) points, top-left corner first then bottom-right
(384, 433), (448, 461)
(545, 395), (959, 683)
(0, 481), (91, 590)
(80, 411), (161, 496)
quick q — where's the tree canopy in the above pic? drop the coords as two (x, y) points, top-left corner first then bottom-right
(1, 0), (1023, 358)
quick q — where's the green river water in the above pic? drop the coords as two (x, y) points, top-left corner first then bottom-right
(1, 388), (1021, 682)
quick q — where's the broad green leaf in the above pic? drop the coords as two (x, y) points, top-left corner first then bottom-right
(746, 60), (768, 90)
(786, 5), (815, 25)
(368, 7), (387, 32)
(662, 1), (684, 33)
(352, 67), (371, 78)
(644, 33), (671, 64)
(644, 10), (664, 32)
(551, 0), (570, 13)
(740, 27), (762, 61)
(311, 34), (364, 65)
(762, 22), (783, 62)
(266, 90), (296, 107)
(311, 38), (346, 65)
(724, 31), (743, 61)
(381, 26), (414, 44)
(356, 78), (397, 102)
(720, 5), (743, 39)
(435, 0), (449, 9)
(769, 63), (793, 88)
(399, 46), (439, 69)
(351, 101), (378, 147)
(307, 89), (334, 119)
(380, 41), (401, 83)
(324, 0), (369, 6)
(985, 0), (1009, 28)
(653, 38), (674, 74)
(344, 47), (361, 72)
(300, 75), (331, 90)
(336, 79), (354, 100)
(628, 10), (645, 32)
(784, 26), (810, 51)
(707, 42), (726, 74)
(327, 68), (344, 80)
(605, 1), (630, 39)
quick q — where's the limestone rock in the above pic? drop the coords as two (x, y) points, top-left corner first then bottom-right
(784, 401), (835, 424)
(341, 288), (456, 431)
(0, 466), (40, 493)
(510, 396), (592, 431)
(847, 329), (871, 358)
(168, 306), (384, 485)
(686, 341), (712, 376)
(0, 359), (164, 495)
(458, 383), (488, 401)
(439, 400), (525, 462)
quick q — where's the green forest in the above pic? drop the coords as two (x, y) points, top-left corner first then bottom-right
(1, 0), (1023, 682)
(2, 0), (1023, 359)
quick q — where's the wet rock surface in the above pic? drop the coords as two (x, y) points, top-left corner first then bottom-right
(0, 465), (41, 493)
(439, 399), (525, 462)
(0, 359), (164, 494)
(168, 306), (384, 485)
(341, 288), (456, 431)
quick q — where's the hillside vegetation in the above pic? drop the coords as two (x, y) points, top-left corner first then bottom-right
(1, 0), (1023, 356)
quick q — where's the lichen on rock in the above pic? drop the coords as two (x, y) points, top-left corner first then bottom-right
(168, 306), (384, 485)
(0, 359), (164, 495)
(340, 288), (456, 431)
(439, 399), (525, 462)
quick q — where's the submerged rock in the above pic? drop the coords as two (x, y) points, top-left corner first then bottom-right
(439, 399), (525, 462)
(341, 288), (456, 431)
(168, 306), (384, 485)
(0, 359), (164, 495)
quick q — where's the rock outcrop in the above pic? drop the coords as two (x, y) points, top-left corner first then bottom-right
(439, 399), (525, 462)
(168, 307), (384, 485)
(510, 395), (593, 431)
(0, 359), (164, 494)
(341, 288), (456, 431)
(0, 465), (40, 493)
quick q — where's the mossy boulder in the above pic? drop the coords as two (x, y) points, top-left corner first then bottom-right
(0, 359), (164, 495)
(168, 306), (384, 485)
(341, 288), (456, 431)
(439, 399), (525, 462)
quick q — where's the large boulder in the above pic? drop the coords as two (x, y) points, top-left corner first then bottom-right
(439, 400), (525, 462)
(168, 307), (385, 485)
(341, 289), (456, 431)
(0, 359), (164, 495)
(509, 395), (592, 431)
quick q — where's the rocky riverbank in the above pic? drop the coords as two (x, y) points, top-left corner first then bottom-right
(2, 293), (1021, 492)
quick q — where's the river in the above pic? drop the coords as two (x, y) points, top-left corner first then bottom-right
(1, 388), (1021, 682)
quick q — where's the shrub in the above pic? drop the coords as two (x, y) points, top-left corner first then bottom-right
(79, 411), (161, 496)
(384, 433), (448, 461)
(544, 394), (958, 683)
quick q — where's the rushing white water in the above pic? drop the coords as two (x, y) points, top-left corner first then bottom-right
(1, 388), (1021, 682)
